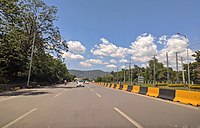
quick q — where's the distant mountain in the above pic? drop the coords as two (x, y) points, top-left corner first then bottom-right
(69, 70), (109, 79)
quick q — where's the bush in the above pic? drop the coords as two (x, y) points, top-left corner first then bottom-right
(168, 84), (184, 87)
(156, 83), (168, 86)
(190, 85), (200, 89)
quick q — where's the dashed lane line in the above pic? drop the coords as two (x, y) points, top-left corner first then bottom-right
(96, 93), (101, 98)
(54, 89), (67, 98)
(114, 107), (143, 128)
(2, 108), (38, 128)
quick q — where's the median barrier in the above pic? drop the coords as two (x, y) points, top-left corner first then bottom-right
(119, 84), (123, 90)
(132, 86), (140, 93)
(116, 84), (120, 89)
(127, 85), (133, 92)
(122, 84), (128, 91)
(138, 86), (148, 95)
(158, 88), (175, 101)
(113, 84), (117, 89)
(146, 87), (159, 97)
(173, 90), (200, 106)
(111, 83), (115, 88)
(107, 83), (111, 87)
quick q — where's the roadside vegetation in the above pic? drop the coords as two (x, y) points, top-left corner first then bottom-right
(96, 50), (200, 91)
(0, 0), (73, 90)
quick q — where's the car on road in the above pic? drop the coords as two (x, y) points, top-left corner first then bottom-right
(84, 81), (89, 84)
(77, 80), (85, 87)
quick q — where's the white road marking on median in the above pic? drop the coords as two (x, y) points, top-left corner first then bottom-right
(96, 93), (101, 98)
(2, 108), (38, 128)
(114, 107), (143, 128)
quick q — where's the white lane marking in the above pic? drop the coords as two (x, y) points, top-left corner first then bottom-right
(114, 107), (143, 128)
(54, 92), (62, 98)
(90, 89), (93, 91)
(106, 87), (200, 110)
(0, 96), (17, 102)
(96, 93), (101, 98)
(2, 108), (38, 128)
(55, 89), (67, 98)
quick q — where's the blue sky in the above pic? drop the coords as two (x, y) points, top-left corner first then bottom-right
(44, 0), (200, 71)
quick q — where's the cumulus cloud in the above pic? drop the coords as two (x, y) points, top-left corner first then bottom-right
(80, 61), (91, 67)
(119, 59), (128, 63)
(67, 41), (86, 54)
(157, 34), (195, 69)
(158, 35), (167, 45)
(106, 64), (117, 68)
(62, 51), (84, 60)
(120, 65), (127, 69)
(91, 38), (127, 58)
(128, 33), (157, 63)
(86, 59), (105, 65)
(109, 59), (117, 64)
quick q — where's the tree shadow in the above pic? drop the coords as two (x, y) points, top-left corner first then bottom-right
(0, 90), (51, 97)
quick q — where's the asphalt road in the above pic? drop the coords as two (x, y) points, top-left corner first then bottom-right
(0, 82), (200, 128)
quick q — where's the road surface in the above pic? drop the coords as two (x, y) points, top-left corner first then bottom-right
(0, 82), (200, 128)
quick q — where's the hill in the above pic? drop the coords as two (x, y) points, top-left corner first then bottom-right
(69, 70), (109, 79)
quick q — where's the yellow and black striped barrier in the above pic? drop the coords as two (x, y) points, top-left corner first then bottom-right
(97, 82), (200, 106)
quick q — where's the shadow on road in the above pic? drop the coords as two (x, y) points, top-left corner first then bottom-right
(0, 90), (51, 97)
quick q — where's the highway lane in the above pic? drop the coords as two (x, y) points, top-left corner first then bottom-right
(0, 82), (200, 128)
(91, 84), (200, 127)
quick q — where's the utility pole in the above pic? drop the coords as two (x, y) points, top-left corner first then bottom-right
(166, 52), (169, 83)
(187, 44), (191, 90)
(123, 69), (125, 84)
(130, 57), (132, 85)
(177, 33), (190, 90)
(176, 52), (179, 84)
(153, 55), (156, 86)
(181, 57), (185, 86)
(117, 67), (119, 84)
(27, 32), (36, 87)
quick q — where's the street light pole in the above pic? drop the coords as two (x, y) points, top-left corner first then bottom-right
(187, 43), (191, 90)
(27, 32), (36, 87)
(153, 55), (156, 86)
(177, 33), (190, 90)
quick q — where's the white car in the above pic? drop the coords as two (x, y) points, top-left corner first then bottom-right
(77, 80), (85, 87)
(84, 81), (89, 84)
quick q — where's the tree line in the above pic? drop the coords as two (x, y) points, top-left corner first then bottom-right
(96, 50), (200, 85)
(0, 0), (72, 86)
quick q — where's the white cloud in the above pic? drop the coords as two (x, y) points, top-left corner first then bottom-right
(106, 64), (117, 68)
(119, 59), (128, 63)
(157, 34), (195, 70)
(62, 51), (84, 60)
(86, 59), (105, 65)
(109, 59), (117, 64)
(158, 35), (167, 45)
(67, 41), (86, 54)
(80, 61), (91, 67)
(128, 33), (157, 63)
(120, 65), (127, 69)
(91, 38), (127, 58)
